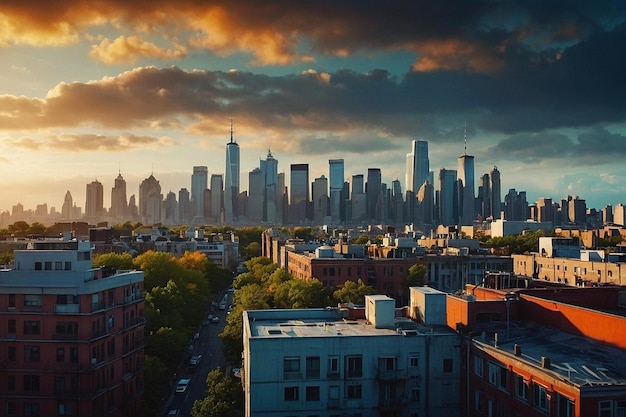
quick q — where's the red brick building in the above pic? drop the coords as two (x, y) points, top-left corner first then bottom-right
(448, 273), (626, 417)
(0, 239), (144, 416)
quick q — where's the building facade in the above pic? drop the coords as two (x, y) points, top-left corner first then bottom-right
(0, 239), (145, 416)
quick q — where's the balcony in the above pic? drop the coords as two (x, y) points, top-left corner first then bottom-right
(55, 304), (80, 313)
(283, 371), (302, 381)
(377, 369), (407, 381)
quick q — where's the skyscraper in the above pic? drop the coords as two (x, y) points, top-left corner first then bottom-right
(62, 191), (73, 220)
(312, 175), (328, 224)
(110, 171), (128, 221)
(178, 188), (191, 224)
(366, 168), (382, 222)
(191, 166), (208, 222)
(458, 153), (475, 226)
(139, 174), (161, 225)
(248, 168), (264, 222)
(224, 120), (240, 223)
(438, 168), (458, 226)
(329, 159), (345, 223)
(406, 140), (430, 193)
(260, 149), (279, 223)
(289, 164), (309, 224)
(490, 166), (502, 220)
(350, 174), (366, 223)
(210, 174), (224, 224)
(85, 179), (103, 221)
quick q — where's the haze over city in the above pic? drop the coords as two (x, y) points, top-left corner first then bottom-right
(1, 1), (626, 212)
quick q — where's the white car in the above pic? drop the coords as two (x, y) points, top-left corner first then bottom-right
(211, 316), (220, 323)
(175, 378), (190, 394)
(189, 355), (202, 366)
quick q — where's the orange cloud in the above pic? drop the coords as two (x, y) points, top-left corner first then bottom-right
(89, 35), (187, 64)
(410, 39), (504, 73)
(8, 133), (176, 152)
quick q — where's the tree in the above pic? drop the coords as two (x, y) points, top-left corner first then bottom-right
(242, 241), (261, 259)
(8, 221), (30, 236)
(191, 368), (243, 417)
(407, 264), (428, 287)
(333, 279), (376, 304)
(93, 252), (134, 270)
(27, 222), (47, 235)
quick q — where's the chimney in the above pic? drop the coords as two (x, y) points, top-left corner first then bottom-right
(514, 344), (521, 356)
(541, 356), (551, 369)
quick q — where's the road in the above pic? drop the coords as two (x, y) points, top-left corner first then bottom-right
(161, 290), (233, 417)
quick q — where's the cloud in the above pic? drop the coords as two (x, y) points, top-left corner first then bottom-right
(89, 35), (187, 64)
(8, 133), (176, 152)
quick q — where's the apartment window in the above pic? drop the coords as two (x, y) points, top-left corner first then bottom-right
(306, 356), (320, 379)
(55, 261), (63, 270)
(532, 382), (548, 412)
(57, 295), (78, 305)
(474, 355), (484, 378)
(8, 319), (16, 334)
(35, 262), (42, 270)
(474, 389), (483, 412)
(346, 355), (363, 378)
(24, 403), (40, 417)
(557, 394), (574, 417)
(58, 403), (72, 416)
(44, 261), (52, 270)
(65, 262), (72, 270)
(7, 375), (15, 390)
(306, 386), (320, 401)
(346, 383), (362, 399)
(24, 375), (40, 391)
(284, 386), (299, 401)
(443, 358), (453, 373)
(409, 354), (419, 368)
(24, 321), (41, 335)
(8, 346), (15, 361)
(56, 347), (65, 362)
(24, 346), (40, 362)
(411, 388), (421, 403)
(70, 347), (78, 363)
(488, 362), (508, 390)
(24, 294), (42, 307)
(108, 315), (115, 328)
(599, 401), (612, 417)
(56, 322), (78, 337)
(380, 357), (395, 371)
(284, 357), (301, 379)
(7, 401), (15, 417)
(515, 374), (528, 402)
(54, 376), (66, 392)
(328, 356), (340, 377)
(8, 294), (15, 308)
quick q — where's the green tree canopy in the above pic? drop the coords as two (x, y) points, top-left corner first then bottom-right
(191, 368), (244, 417)
(333, 279), (376, 305)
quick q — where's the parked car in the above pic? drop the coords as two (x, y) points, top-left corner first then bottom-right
(189, 355), (202, 366)
(211, 316), (220, 323)
(175, 378), (190, 394)
(167, 409), (180, 417)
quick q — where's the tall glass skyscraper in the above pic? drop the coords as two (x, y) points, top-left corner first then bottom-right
(191, 166), (208, 222)
(290, 164), (309, 224)
(224, 120), (240, 223)
(458, 154), (475, 226)
(438, 168), (458, 226)
(406, 140), (430, 193)
(210, 174), (224, 223)
(329, 159), (344, 223)
(260, 149), (278, 223)
(366, 168), (382, 222)
(110, 172), (128, 221)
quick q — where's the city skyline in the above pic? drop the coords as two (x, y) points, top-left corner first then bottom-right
(1, 2), (626, 212)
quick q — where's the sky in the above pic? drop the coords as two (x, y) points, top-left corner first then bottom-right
(1, 0), (626, 214)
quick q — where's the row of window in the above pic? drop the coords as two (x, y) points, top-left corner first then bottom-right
(8, 319), (78, 337)
(34, 261), (72, 271)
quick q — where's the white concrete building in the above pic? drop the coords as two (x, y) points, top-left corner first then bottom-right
(242, 290), (460, 417)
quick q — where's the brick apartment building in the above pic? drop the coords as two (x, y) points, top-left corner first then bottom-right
(0, 239), (145, 417)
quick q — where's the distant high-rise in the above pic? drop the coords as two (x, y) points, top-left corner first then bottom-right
(164, 191), (177, 225)
(602, 204), (614, 225)
(490, 166), (502, 220)
(260, 150), (279, 223)
(613, 203), (625, 226)
(191, 166), (208, 222)
(210, 174), (224, 224)
(504, 189), (528, 221)
(224, 120), (240, 223)
(248, 168), (264, 222)
(438, 169), (457, 226)
(139, 174), (162, 224)
(350, 174), (366, 222)
(62, 190), (74, 220)
(178, 188), (191, 224)
(366, 168), (382, 222)
(312, 175), (329, 224)
(536, 197), (554, 224)
(458, 153), (475, 226)
(289, 164), (309, 224)
(110, 172), (128, 221)
(85, 179), (104, 220)
(329, 159), (345, 223)
(417, 180), (434, 226)
(406, 140), (430, 193)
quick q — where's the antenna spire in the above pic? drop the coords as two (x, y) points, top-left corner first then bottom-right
(230, 117), (234, 143)
(464, 120), (467, 155)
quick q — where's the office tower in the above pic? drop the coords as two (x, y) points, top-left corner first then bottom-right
(110, 171), (128, 221)
(210, 174), (224, 224)
(178, 188), (192, 224)
(438, 169), (458, 226)
(312, 175), (329, 224)
(35, 203), (48, 217)
(406, 140), (430, 193)
(62, 190), (74, 220)
(478, 173), (491, 220)
(248, 168), (264, 222)
(224, 120), (240, 223)
(366, 168), (382, 222)
(329, 159), (345, 223)
(504, 189), (528, 221)
(602, 204), (614, 225)
(85, 179), (104, 221)
(457, 152), (475, 226)
(490, 166), (502, 219)
(259, 150), (279, 223)
(350, 174), (366, 223)
(289, 164), (309, 224)
(164, 190), (177, 225)
(567, 195), (587, 226)
(391, 179), (403, 224)
(128, 194), (138, 221)
(1, 239), (145, 415)
(536, 197), (555, 224)
(613, 203), (625, 226)
(417, 180), (434, 226)
(191, 166), (208, 222)
(139, 174), (162, 224)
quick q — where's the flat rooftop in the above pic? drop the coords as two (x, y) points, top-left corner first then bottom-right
(246, 308), (449, 338)
(474, 321), (626, 387)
